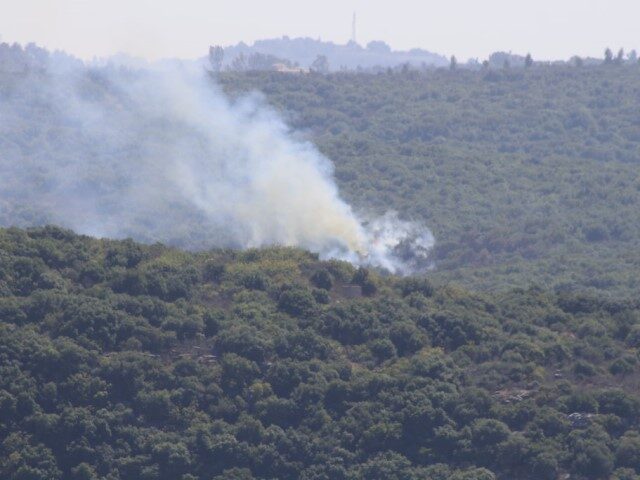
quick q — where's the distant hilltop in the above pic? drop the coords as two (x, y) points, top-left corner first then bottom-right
(210, 36), (449, 72)
(1, 41), (636, 75)
(208, 37), (639, 73)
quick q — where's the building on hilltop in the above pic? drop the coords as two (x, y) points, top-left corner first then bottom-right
(272, 63), (308, 73)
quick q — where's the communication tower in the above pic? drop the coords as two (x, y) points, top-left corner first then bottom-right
(351, 12), (357, 44)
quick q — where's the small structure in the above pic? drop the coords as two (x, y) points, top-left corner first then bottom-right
(493, 388), (533, 404)
(337, 284), (363, 299)
(567, 412), (593, 428)
(272, 63), (308, 74)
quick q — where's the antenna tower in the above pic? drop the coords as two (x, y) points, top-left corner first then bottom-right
(351, 12), (357, 44)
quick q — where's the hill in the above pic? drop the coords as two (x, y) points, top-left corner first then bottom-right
(2, 227), (640, 479)
(2, 44), (640, 297)
(218, 66), (640, 297)
(213, 37), (448, 71)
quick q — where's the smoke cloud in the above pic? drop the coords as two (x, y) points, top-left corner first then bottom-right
(0, 53), (433, 273)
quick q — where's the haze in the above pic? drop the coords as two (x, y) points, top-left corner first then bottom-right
(1, 0), (638, 61)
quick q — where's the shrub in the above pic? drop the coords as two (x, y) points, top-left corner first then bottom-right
(277, 287), (316, 317)
(311, 268), (333, 290)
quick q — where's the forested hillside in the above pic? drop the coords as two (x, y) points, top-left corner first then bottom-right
(219, 66), (640, 297)
(2, 227), (640, 480)
(3, 45), (640, 480)
(2, 45), (639, 296)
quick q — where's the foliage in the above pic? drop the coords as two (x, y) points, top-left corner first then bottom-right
(219, 64), (640, 297)
(1, 227), (640, 479)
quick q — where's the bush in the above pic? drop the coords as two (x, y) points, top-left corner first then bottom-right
(352, 268), (378, 296)
(574, 360), (597, 378)
(203, 260), (226, 282)
(615, 432), (640, 470)
(311, 268), (333, 290)
(529, 452), (559, 480)
(572, 442), (614, 479)
(625, 325), (640, 347)
(397, 277), (434, 297)
(368, 338), (397, 362)
(610, 357), (636, 375)
(239, 271), (269, 290)
(470, 419), (510, 446)
(277, 287), (316, 317)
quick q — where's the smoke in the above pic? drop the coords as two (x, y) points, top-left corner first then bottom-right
(0, 53), (434, 273)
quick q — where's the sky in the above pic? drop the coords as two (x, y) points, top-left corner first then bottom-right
(0, 0), (638, 61)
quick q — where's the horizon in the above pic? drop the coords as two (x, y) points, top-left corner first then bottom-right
(1, 35), (634, 67)
(1, 0), (639, 62)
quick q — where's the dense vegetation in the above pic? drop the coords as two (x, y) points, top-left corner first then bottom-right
(2, 226), (640, 480)
(2, 44), (639, 297)
(3, 44), (640, 479)
(219, 65), (640, 297)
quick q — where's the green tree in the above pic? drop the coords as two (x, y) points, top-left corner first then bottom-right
(209, 46), (225, 72)
(605, 48), (614, 64)
(310, 55), (329, 73)
(525, 53), (533, 67)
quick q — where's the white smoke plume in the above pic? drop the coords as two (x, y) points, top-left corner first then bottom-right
(0, 53), (434, 273)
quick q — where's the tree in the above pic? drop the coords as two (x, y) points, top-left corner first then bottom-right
(246, 52), (287, 70)
(470, 418), (510, 446)
(1, 433), (61, 480)
(615, 432), (640, 470)
(615, 48), (625, 65)
(525, 53), (533, 68)
(230, 53), (248, 71)
(628, 49), (638, 64)
(605, 48), (614, 64)
(529, 452), (558, 480)
(352, 267), (377, 296)
(151, 441), (192, 478)
(70, 463), (98, 480)
(212, 468), (254, 480)
(450, 468), (497, 480)
(311, 269), (333, 290)
(277, 287), (317, 317)
(368, 338), (397, 362)
(572, 442), (614, 479)
(310, 55), (329, 73)
(356, 451), (414, 480)
(450, 55), (457, 71)
(366, 40), (391, 53)
(397, 277), (434, 297)
(209, 46), (224, 72)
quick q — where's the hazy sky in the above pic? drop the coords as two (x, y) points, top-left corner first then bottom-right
(1, 0), (638, 61)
